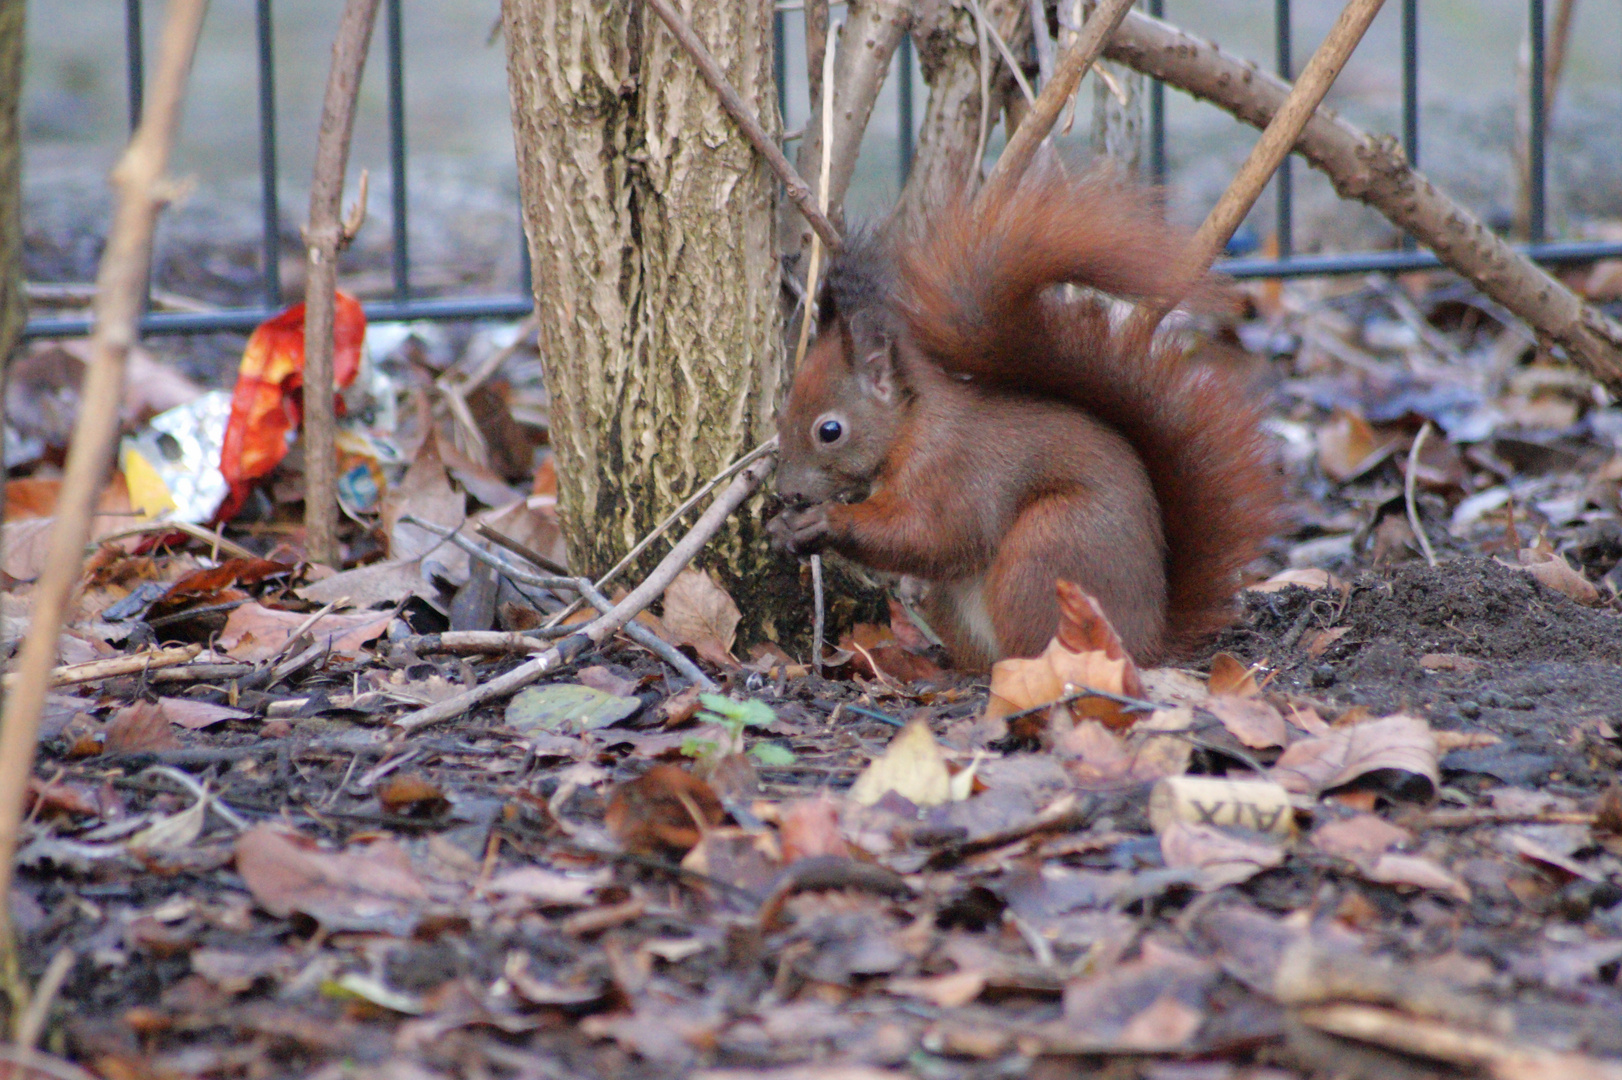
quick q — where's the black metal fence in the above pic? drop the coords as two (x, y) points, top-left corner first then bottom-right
(21, 0), (1622, 341)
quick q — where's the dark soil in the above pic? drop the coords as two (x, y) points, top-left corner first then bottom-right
(1217, 558), (1622, 792)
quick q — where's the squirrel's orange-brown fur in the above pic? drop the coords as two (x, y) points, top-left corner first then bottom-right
(768, 168), (1278, 667)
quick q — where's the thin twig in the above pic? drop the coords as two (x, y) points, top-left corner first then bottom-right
(0, 644), (202, 691)
(303, 0), (383, 566)
(644, 0), (841, 251)
(392, 460), (772, 732)
(1123, 0), (1388, 344)
(542, 439), (779, 630)
(0, 1046), (100, 1080)
(979, 0), (1137, 203)
(1405, 421), (1438, 567)
(971, 0), (992, 179)
(0, 0), (206, 1031)
(14, 948), (73, 1051)
(476, 521), (570, 576)
(811, 554), (826, 677)
(968, 0), (1036, 106)
(96, 519), (259, 560)
(401, 514), (715, 689)
(792, 24), (841, 371)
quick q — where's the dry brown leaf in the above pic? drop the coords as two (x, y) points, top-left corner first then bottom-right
(841, 623), (944, 684)
(1159, 820), (1285, 890)
(1207, 652), (1261, 697)
(778, 793), (852, 862)
(1419, 652), (1482, 673)
(604, 766), (724, 854)
(482, 866), (608, 907)
(1363, 853), (1472, 902)
(849, 718), (955, 808)
(1305, 627), (1352, 657)
(104, 701), (181, 755)
(158, 697), (253, 731)
(1318, 407), (1397, 482)
(376, 774), (449, 816)
(383, 428), (468, 565)
(296, 558), (440, 608)
(1056, 708), (1193, 786)
(234, 825), (429, 933)
(1247, 567), (1345, 594)
(1271, 713), (1439, 800)
(661, 566), (741, 658)
(987, 637), (1133, 730)
(217, 602), (394, 662)
(1054, 579), (1143, 698)
(1060, 944), (1217, 1052)
(1205, 696), (1289, 749)
(887, 970), (987, 1009)
(1310, 814), (1413, 859)
(1509, 549), (1600, 605)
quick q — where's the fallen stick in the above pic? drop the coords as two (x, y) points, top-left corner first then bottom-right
(403, 514), (716, 690)
(0, 0), (207, 1034)
(1104, 9), (1622, 383)
(392, 456), (773, 733)
(0, 644), (203, 691)
(1125, 0), (1387, 343)
(542, 438), (778, 630)
(645, 0), (841, 252)
(978, 0), (1137, 203)
(303, 0), (382, 566)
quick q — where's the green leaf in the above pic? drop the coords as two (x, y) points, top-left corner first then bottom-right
(505, 683), (641, 735)
(680, 737), (720, 761)
(697, 693), (776, 731)
(749, 741), (795, 766)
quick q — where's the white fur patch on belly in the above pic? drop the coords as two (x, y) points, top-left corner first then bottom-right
(940, 576), (998, 660)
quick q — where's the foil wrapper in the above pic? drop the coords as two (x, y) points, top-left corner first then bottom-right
(120, 390), (233, 524)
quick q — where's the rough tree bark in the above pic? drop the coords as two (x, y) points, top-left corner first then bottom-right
(501, 0), (789, 625)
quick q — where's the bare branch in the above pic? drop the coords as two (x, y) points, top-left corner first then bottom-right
(1104, 9), (1622, 383)
(393, 456), (774, 733)
(304, 0), (382, 568)
(979, 0), (1135, 203)
(1125, 0), (1387, 343)
(0, 0), (206, 1026)
(894, 0), (1028, 236)
(784, 0), (910, 258)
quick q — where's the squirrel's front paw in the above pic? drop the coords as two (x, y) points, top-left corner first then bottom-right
(767, 504), (831, 556)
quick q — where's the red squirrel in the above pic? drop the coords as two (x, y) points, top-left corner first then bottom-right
(766, 168), (1278, 668)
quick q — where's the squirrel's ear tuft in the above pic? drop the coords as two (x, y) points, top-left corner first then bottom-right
(846, 311), (898, 404)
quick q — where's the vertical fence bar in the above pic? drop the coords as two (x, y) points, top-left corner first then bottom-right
(1147, 0), (1165, 187)
(773, 9), (787, 124)
(898, 32), (915, 183)
(1274, 0), (1292, 259)
(124, 0), (145, 133)
(1400, 0), (1417, 250)
(386, 0), (410, 302)
(256, 0), (281, 308)
(1528, 0), (1547, 244)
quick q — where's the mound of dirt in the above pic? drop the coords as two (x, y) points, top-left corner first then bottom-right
(1213, 557), (1622, 792)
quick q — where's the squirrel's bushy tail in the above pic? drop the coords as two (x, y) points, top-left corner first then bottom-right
(896, 167), (1278, 657)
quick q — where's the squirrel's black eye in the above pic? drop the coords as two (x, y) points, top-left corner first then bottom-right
(817, 419), (844, 444)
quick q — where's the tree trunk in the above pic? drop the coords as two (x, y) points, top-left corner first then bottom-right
(0, 0), (24, 536)
(1091, 60), (1143, 173)
(501, 0), (787, 616)
(893, 0), (1028, 237)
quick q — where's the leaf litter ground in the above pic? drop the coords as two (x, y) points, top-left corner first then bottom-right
(8, 269), (1622, 1079)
